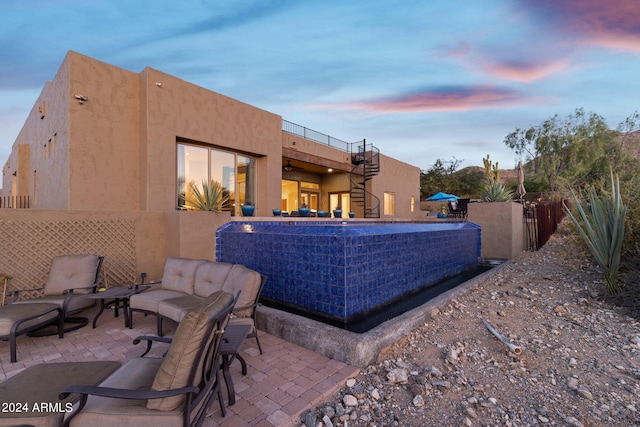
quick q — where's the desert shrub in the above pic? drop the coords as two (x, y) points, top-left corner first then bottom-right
(563, 173), (626, 294)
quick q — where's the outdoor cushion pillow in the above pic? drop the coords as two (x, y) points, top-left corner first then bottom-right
(193, 261), (233, 298)
(221, 264), (262, 317)
(44, 254), (100, 295)
(160, 257), (205, 294)
(147, 290), (233, 411)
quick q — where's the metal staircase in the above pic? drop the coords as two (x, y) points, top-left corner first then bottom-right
(349, 139), (381, 218)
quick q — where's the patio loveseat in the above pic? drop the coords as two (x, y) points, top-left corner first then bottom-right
(129, 258), (266, 351)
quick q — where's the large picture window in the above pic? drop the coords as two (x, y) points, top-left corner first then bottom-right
(177, 143), (256, 215)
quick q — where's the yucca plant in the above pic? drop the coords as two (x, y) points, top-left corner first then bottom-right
(481, 182), (514, 202)
(182, 179), (229, 212)
(563, 172), (626, 294)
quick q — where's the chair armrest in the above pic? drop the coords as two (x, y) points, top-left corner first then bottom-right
(6, 287), (45, 304)
(133, 335), (173, 357)
(59, 383), (198, 427)
(62, 283), (100, 295)
(233, 302), (259, 312)
(60, 384), (198, 401)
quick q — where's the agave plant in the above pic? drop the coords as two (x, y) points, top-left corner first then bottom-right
(182, 179), (229, 212)
(481, 182), (514, 202)
(563, 172), (626, 294)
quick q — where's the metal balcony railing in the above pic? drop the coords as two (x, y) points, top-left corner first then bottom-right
(0, 196), (30, 209)
(282, 120), (351, 152)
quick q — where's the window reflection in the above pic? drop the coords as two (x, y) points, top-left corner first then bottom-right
(177, 142), (256, 216)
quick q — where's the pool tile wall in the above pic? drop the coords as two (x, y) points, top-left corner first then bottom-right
(216, 221), (481, 322)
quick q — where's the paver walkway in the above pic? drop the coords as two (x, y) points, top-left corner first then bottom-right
(0, 304), (360, 426)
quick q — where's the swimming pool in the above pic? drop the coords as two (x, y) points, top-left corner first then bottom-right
(216, 220), (481, 326)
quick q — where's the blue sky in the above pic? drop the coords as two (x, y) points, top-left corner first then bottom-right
(1, 0), (639, 171)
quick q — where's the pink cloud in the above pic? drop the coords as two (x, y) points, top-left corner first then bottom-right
(340, 86), (541, 113)
(519, 0), (640, 52)
(478, 58), (571, 83)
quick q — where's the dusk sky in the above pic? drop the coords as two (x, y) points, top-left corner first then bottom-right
(1, 0), (639, 171)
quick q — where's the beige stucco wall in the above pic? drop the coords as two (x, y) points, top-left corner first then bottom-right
(140, 67), (283, 215)
(3, 58), (72, 208)
(373, 154), (422, 219)
(468, 201), (525, 259)
(165, 210), (231, 261)
(282, 132), (353, 165)
(67, 53), (141, 211)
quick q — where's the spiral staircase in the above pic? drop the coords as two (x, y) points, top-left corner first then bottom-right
(350, 139), (381, 218)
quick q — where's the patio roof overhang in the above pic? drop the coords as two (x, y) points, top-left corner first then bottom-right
(282, 147), (354, 175)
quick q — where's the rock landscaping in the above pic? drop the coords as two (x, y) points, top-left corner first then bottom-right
(301, 227), (640, 426)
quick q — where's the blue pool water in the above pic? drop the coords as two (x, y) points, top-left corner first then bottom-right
(216, 221), (481, 326)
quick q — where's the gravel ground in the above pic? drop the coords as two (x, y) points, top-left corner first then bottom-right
(301, 227), (640, 427)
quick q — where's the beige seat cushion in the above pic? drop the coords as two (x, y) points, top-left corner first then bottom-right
(156, 295), (203, 323)
(14, 294), (94, 312)
(147, 291), (234, 411)
(159, 257), (206, 295)
(0, 303), (59, 336)
(44, 254), (100, 295)
(193, 261), (233, 298)
(129, 290), (185, 313)
(221, 264), (262, 317)
(67, 358), (184, 427)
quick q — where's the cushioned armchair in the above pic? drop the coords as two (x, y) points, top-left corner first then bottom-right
(60, 290), (236, 427)
(11, 254), (104, 330)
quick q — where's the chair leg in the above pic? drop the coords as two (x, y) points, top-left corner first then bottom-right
(216, 370), (227, 417)
(57, 309), (64, 339)
(157, 316), (163, 337)
(252, 331), (263, 354)
(9, 334), (17, 363)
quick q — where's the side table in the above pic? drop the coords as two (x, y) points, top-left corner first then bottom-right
(0, 361), (120, 427)
(220, 324), (251, 406)
(86, 285), (151, 328)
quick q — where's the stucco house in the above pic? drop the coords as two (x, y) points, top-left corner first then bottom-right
(3, 51), (420, 218)
(0, 51), (423, 285)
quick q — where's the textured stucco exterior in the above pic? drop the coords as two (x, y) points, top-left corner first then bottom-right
(467, 201), (525, 259)
(2, 51), (421, 219)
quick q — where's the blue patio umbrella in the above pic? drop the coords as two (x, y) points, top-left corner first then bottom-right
(426, 192), (459, 201)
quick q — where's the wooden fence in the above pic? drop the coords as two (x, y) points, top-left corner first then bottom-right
(524, 200), (567, 251)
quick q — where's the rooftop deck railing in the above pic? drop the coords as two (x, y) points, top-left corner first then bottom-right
(282, 120), (351, 152)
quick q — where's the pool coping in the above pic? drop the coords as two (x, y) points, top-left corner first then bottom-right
(256, 259), (511, 367)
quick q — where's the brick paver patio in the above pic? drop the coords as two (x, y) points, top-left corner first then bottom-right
(0, 304), (360, 426)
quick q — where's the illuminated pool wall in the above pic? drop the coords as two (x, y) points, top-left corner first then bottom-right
(215, 221), (481, 322)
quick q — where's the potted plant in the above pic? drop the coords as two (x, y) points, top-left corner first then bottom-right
(298, 204), (310, 217)
(181, 179), (229, 211)
(333, 205), (343, 218)
(348, 211), (355, 218)
(241, 201), (255, 217)
(272, 208), (282, 216)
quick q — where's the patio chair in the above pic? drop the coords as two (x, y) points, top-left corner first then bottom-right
(10, 254), (104, 331)
(60, 290), (236, 427)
